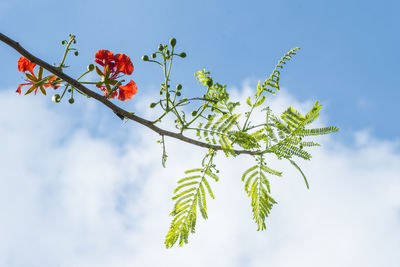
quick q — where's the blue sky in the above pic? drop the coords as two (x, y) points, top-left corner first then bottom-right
(1, 0), (399, 266)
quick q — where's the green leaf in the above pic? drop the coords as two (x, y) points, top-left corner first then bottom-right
(24, 84), (39, 95)
(39, 85), (46, 95)
(246, 96), (252, 106)
(253, 95), (266, 107)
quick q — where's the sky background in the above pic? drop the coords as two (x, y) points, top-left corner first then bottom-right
(0, 0), (399, 266)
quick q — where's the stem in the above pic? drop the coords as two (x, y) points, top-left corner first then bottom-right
(59, 36), (75, 70)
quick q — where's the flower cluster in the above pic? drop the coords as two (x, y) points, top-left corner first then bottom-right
(16, 57), (58, 95)
(94, 49), (137, 101)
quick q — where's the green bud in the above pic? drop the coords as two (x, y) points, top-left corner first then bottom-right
(176, 84), (182, 90)
(68, 89), (72, 93)
(178, 52), (186, 58)
(176, 92), (181, 96)
(206, 79), (213, 87)
(151, 53), (156, 58)
(68, 98), (75, 104)
(61, 40), (66, 45)
(191, 111), (197, 116)
(52, 94), (61, 103)
(74, 51), (79, 56)
(142, 55), (149, 61)
(169, 38), (177, 47)
(87, 64), (94, 71)
(158, 44), (163, 51)
(150, 102), (157, 108)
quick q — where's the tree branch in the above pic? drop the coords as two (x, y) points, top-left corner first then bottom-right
(0, 32), (262, 156)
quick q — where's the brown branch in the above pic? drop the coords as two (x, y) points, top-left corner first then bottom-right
(0, 32), (260, 156)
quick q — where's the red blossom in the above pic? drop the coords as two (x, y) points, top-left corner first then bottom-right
(118, 80), (137, 101)
(94, 49), (137, 101)
(16, 56), (58, 95)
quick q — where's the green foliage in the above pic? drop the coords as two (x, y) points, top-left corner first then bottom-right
(142, 44), (338, 248)
(255, 47), (300, 98)
(241, 157), (281, 230)
(165, 149), (219, 248)
(196, 113), (240, 156)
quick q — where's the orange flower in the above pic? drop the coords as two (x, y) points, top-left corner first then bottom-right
(94, 49), (137, 101)
(16, 56), (58, 95)
(118, 80), (137, 101)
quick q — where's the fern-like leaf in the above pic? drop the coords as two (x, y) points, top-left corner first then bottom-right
(242, 158), (281, 230)
(165, 150), (218, 248)
(256, 47), (300, 98)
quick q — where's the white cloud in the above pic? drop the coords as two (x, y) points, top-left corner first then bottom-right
(0, 86), (399, 267)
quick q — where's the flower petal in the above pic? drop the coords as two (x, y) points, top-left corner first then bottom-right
(114, 53), (134, 75)
(118, 80), (137, 101)
(95, 49), (114, 67)
(17, 57), (36, 75)
(16, 82), (33, 95)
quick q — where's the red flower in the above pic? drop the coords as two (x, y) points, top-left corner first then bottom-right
(16, 56), (58, 95)
(118, 80), (137, 101)
(94, 49), (137, 101)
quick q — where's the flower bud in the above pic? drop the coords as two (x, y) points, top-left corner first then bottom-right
(158, 44), (163, 51)
(87, 64), (94, 71)
(61, 40), (66, 45)
(176, 92), (181, 96)
(169, 38), (177, 47)
(142, 55), (149, 61)
(69, 98), (75, 104)
(150, 102), (157, 108)
(191, 111), (197, 116)
(151, 53), (157, 58)
(176, 84), (182, 90)
(74, 51), (79, 56)
(206, 79), (213, 87)
(178, 52), (186, 58)
(52, 94), (61, 103)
